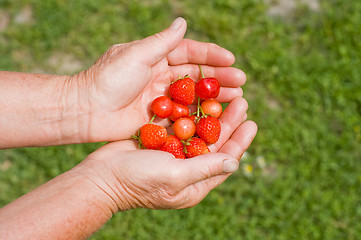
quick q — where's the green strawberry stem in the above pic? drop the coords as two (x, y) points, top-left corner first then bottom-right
(197, 97), (200, 117)
(198, 64), (205, 78)
(200, 105), (206, 116)
(131, 130), (145, 149)
(149, 114), (156, 124)
(196, 96), (205, 118)
(171, 74), (190, 84)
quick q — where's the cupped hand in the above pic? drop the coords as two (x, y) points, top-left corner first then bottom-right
(69, 17), (246, 143)
(78, 97), (257, 211)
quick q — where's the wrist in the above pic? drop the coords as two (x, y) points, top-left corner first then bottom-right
(0, 159), (116, 239)
(78, 151), (135, 212)
(0, 71), (90, 148)
(54, 73), (91, 145)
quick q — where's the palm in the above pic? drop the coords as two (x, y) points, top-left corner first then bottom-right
(82, 53), (175, 142)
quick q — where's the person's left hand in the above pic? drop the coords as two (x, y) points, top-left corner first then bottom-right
(62, 17), (246, 143)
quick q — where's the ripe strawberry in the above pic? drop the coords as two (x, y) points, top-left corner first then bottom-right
(159, 135), (185, 159)
(133, 124), (167, 149)
(195, 77), (220, 100)
(196, 65), (220, 100)
(151, 96), (174, 118)
(169, 103), (189, 122)
(196, 116), (221, 144)
(185, 137), (210, 158)
(169, 75), (195, 106)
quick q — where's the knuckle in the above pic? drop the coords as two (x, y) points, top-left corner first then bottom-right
(207, 42), (220, 53)
(163, 195), (178, 207)
(153, 32), (167, 43)
(152, 33), (170, 50)
(156, 188), (179, 208)
(220, 120), (232, 134)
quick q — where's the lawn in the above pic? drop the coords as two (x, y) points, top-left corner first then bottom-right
(1, 0), (360, 239)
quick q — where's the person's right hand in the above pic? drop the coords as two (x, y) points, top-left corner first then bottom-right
(77, 97), (257, 211)
(0, 97), (256, 240)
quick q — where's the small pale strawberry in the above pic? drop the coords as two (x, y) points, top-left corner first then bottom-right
(159, 135), (185, 159)
(185, 137), (210, 158)
(196, 116), (221, 144)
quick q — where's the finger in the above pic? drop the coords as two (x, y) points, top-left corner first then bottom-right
(126, 17), (187, 66)
(243, 113), (248, 122)
(219, 121), (258, 160)
(215, 87), (243, 103)
(170, 64), (246, 87)
(167, 39), (235, 67)
(98, 140), (139, 152)
(208, 97), (248, 152)
(176, 153), (239, 188)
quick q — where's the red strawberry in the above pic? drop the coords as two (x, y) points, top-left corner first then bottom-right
(185, 137), (210, 158)
(133, 124), (167, 149)
(169, 103), (189, 122)
(196, 65), (220, 100)
(196, 116), (221, 144)
(151, 96), (174, 118)
(170, 75), (195, 106)
(159, 135), (185, 159)
(195, 77), (220, 100)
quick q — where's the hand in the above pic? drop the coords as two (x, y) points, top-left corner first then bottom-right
(79, 97), (257, 211)
(67, 17), (246, 143)
(0, 97), (256, 239)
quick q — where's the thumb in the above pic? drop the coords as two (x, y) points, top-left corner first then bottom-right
(179, 153), (239, 187)
(127, 17), (187, 65)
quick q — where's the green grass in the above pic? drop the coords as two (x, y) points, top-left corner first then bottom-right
(1, 0), (360, 239)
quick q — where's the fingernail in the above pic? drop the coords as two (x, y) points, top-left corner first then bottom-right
(169, 17), (184, 30)
(223, 159), (239, 173)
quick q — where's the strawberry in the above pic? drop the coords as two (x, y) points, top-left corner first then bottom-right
(159, 135), (185, 159)
(196, 65), (220, 100)
(169, 75), (195, 106)
(201, 100), (222, 119)
(173, 117), (196, 140)
(185, 137), (210, 158)
(195, 77), (220, 100)
(169, 103), (189, 122)
(151, 96), (174, 118)
(133, 124), (167, 149)
(196, 116), (221, 144)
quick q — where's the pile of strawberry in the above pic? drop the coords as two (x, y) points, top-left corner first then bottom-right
(133, 66), (222, 159)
